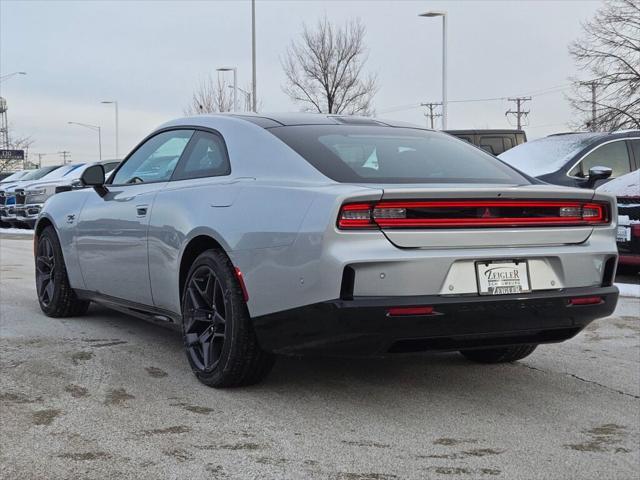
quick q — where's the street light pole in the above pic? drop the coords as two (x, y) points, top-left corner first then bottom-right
(251, 0), (257, 112)
(101, 100), (119, 159)
(68, 122), (102, 161)
(217, 67), (238, 112)
(419, 11), (448, 129)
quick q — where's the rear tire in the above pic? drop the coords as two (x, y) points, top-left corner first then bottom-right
(36, 226), (90, 317)
(181, 249), (275, 388)
(460, 344), (537, 363)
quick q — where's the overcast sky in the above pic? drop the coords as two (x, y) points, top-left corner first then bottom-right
(1, 0), (602, 165)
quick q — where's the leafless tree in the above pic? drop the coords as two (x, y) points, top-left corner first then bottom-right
(282, 17), (378, 115)
(184, 75), (233, 116)
(568, 0), (640, 131)
(0, 135), (34, 174)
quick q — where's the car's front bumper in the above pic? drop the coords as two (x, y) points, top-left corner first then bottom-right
(13, 204), (43, 227)
(253, 286), (618, 355)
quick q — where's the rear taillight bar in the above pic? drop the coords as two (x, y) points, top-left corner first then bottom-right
(338, 200), (610, 229)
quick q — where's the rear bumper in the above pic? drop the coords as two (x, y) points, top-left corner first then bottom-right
(253, 286), (618, 355)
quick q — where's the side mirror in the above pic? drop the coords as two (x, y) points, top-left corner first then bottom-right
(585, 166), (612, 188)
(80, 164), (108, 196)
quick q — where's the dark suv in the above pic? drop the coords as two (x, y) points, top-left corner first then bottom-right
(446, 129), (527, 156)
(499, 131), (640, 189)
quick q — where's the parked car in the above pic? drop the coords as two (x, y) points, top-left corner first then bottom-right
(499, 130), (640, 189)
(0, 165), (63, 225)
(14, 160), (120, 228)
(35, 113), (618, 387)
(598, 170), (640, 267)
(446, 129), (526, 155)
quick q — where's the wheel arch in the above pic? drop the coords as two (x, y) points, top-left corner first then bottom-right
(179, 234), (228, 305)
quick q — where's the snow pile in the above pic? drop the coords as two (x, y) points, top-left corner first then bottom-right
(0, 228), (34, 235)
(616, 282), (640, 298)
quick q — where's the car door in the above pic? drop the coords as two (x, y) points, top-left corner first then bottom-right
(567, 139), (633, 188)
(147, 129), (236, 314)
(75, 129), (193, 305)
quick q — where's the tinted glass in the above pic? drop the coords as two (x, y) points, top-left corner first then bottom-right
(21, 166), (61, 181)
(111, 130), (193, 184)
(38, 163), (85, 180)
(479, 136), (504, 155)
(270, 125), (528, 184)
(570, 140), (631, 178)
(629, 139), (640, 166)
(103, 162), (120, 174)
(172, 131), (230, 180)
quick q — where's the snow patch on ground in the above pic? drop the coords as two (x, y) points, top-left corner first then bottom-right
(0, 228), (34, 235)
(616, 282), (640, 298)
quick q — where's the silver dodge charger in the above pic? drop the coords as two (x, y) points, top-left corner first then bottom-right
(34, 113), (619, 387)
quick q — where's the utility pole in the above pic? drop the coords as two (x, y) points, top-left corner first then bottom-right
(421, 102), (442, 129)
(58, 151), (71, 164)
(581, 81), (597, 131)
(505, 97), (531, 130)
(34, 153), (47, 168)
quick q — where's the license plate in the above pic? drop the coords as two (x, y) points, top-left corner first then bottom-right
(476, 260), (530, 295)
(617, 226), (631, 242)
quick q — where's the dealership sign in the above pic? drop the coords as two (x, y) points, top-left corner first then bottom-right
(0, 149), (25, 160)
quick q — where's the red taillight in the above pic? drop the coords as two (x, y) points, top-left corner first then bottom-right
(338, 200), (610, 229)
(387, 306), (435, 316)
(631, 224), (640, 237)
(568, 296), (603, 306)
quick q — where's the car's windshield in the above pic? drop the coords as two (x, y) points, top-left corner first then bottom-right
(269, 125), (529, 184)
(37, 163), (86, 181)
(499, 133), (599, 177)
(1, 170), (31, 182)
(19, 166), (62, 181)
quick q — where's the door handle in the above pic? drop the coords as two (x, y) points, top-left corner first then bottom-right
(136, 205), (148, 217)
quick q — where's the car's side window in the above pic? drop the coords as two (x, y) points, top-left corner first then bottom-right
(569, 140), (632, 178)
(171, 131), (231, 181)
(111, 130), (194, 185)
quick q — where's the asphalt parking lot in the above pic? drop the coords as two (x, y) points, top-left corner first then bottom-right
(1, 235), (638, 480)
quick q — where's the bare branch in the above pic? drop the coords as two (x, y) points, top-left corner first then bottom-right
(568, 0), (640, 130)
(183, 75), (233, 116)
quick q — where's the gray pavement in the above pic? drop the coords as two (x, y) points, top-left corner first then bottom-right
(1, 235), (638, 480)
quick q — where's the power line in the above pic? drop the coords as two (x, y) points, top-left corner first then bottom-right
(378, 83), (573, 114)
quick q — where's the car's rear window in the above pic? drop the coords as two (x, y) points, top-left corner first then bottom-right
(269, 125), (529, 184)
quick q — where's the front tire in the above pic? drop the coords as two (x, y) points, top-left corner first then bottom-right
(460, 344), (537, 363)
(36, 226), (90, 317)
(181, 249), (275, 388)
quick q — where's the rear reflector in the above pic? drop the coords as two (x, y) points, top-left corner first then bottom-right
(387, 306), (435, 316)
(568, 296), (603, 306)
(338, 199), (610, 229)
(234, 267), (249, 302)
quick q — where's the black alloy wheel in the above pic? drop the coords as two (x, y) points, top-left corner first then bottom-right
(181, 249), (275, 388)
(36, 235), (56, 307)
(183, 264), (228, 372)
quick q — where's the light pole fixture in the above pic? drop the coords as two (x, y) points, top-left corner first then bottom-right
(251, 0), (257, 112)
(100, 100), (119, 159)
(217, 67), (238, 112)
(0, 71), (27, 83)
(419, 11), (448, 129)
(68, 121), (102, 161)
(228, 85), (251, 111)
